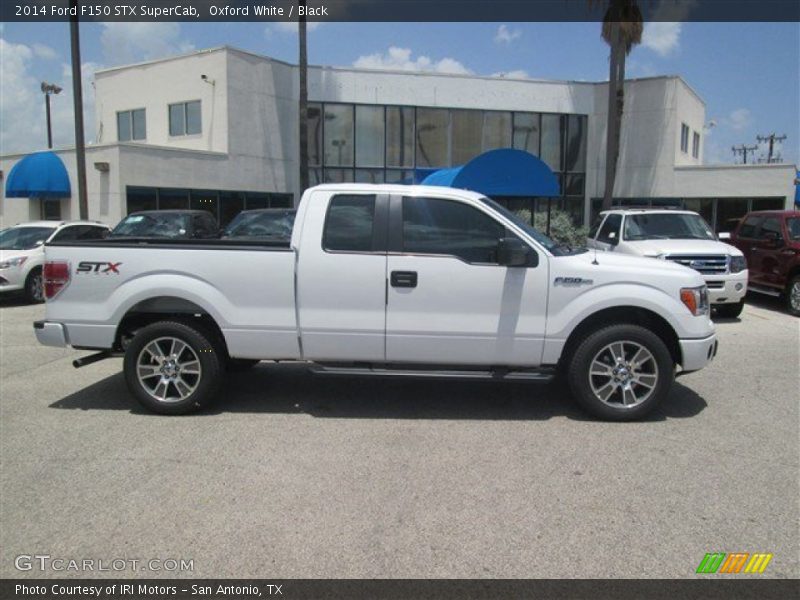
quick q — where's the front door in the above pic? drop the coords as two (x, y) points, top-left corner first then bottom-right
(385, 194), (549, 367)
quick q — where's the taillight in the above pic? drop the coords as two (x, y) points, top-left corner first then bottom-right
(43, 260), (70, 300)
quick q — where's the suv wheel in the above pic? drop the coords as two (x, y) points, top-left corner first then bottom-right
(24, 268), (44, 303)
(567, 324), (674, 421)
(787, 275), (800, 317)
(123, 320), (225, 415)
(715, 300), (744, 319)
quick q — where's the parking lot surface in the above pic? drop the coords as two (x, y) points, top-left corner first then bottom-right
(0, 296), (798, 579)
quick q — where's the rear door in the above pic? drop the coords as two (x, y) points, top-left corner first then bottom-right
(733, 214), (763, 275)
(385, 194), (549, 367)
(750, 216), (783, 288)
(296, 192), (389, 361)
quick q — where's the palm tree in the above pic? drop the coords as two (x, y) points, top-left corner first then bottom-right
(593, 0), (643, 210)
(298, 9), (310, 195)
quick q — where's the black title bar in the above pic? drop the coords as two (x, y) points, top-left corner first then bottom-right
(2, 0), (800, 23)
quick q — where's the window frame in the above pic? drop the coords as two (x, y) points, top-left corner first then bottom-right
(680, 123), (690, 154)
(692, 131), (700, 158)
(117, 108), (146, 142)
(168, 100), (202, 137)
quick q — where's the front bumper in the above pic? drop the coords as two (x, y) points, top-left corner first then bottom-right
(679, 334), (718, 373)
(0, 268), (25, 293)
(705, 270), (748, 305)
(34, 320), (68, 347)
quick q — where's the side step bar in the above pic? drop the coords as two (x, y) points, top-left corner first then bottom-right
(310, 365), (555, 382)
(748, 284), (782, 298)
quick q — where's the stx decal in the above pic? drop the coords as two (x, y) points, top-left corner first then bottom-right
(77, 261), (122, 274)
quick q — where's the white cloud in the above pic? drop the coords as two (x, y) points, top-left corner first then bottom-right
(0, 37), (100, 155)
(32, 43), (58, 61)
(726, 108), (751, 131)
(494, 24), (521, 45)
(490, 70), (530, 79)
(641, 22), (682, 56)
(352, 47), (471, 75)
(100, 23), (194, 66)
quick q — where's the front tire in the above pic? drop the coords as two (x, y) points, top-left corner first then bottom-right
(567, 324), (674, 421)
(24, 268), (44, 303)
(123, 320), (225, 415)
(714, 300), (744, 319)
(786, 276), (800, 317)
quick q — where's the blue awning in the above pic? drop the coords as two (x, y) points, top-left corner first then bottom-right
(5, 151), (71, 198)
(421, 148), (560, 197)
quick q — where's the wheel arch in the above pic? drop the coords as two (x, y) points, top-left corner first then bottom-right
(114, 296), (228, 355)
(559, 306), (681, 369)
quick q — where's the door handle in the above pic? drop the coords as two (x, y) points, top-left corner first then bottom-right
(391, 271), (418, 288)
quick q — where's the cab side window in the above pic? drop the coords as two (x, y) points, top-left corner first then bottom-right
(597, 214), (622, 244)
(402, 197), (506, 264)
(50, 227), (79, 242)
(323, 195), (377, 252)
(738, 216), (762, 239)
(757, 218), (782, 241)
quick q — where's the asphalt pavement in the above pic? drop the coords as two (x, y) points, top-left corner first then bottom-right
(0, 294), (797, 579)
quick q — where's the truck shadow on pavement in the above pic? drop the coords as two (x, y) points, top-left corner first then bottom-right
(50, 363), (707, 421)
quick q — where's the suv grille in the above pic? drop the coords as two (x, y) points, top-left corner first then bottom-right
(665, 254), (729, 275)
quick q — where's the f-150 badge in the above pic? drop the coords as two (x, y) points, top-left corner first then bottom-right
(554, 277), (593, 286)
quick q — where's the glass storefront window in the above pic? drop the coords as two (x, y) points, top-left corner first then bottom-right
(385, 169), (415, 184)
(482, 111), (512, 152)
(565, 115), (586, 172)
(190, 190), (219, 219)
(219, 191), (245, 227)
(386, 106), (414, 167)
(715, 198), (749, 232)
(451, 110), (483, 165)
(126, 187), (157, 213)
(751, 198), (786, 211)
(356, 105), (385, 167)
(307, 103), (322, 166)
(415, 108), (449, 167)
(355, 169), (385, 184)
(158, 188), (189, 210)
(513, 113), (540, 156)
(564, 173), (585, 197)
(324, 104), (354, 167)
(540, 114), (563, 171)
(246, 193), (269, 210)
(682, 198), (714, 228)
(324, 168), (355, 183)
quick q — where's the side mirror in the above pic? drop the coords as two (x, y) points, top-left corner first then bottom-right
(607, 231), (620, 246)
(498, 237), (534, 267)
(718, 232), (731, 241)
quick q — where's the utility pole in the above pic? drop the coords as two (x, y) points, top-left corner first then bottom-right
(70, 0), (89, 219)
(732, 144), (758, 165)
(756, 133), (787, 163)
(41, 82), (63, 149)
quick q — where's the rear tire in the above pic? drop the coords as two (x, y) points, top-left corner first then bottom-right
(24, 268), (44, 303)
(567, 324), (674, 421)
(714, 300), (744, 319)
(786, 276), (800, 317)
(123, 320), (225, 415)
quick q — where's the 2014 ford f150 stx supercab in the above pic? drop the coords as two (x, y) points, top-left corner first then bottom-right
(34, 184), (718, 420)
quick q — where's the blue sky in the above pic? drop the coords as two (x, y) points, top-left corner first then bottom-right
(1, 21), (798, 165)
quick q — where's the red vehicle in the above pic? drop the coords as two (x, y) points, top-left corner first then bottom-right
(729, 210), (800, 316)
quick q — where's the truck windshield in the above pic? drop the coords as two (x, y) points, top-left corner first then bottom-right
(787, 218), (800, 240)
(477, 197), (567, 255)
(624, 213), (715, 241)
(0, 226), (55, 250)
(111, 213), (191, 238)
(223, 210), (296, 239)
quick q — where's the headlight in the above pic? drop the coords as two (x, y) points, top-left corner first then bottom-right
(0, 256), (27, 269)
(680, 285), (709, 316)
(730, 255), (746, 273)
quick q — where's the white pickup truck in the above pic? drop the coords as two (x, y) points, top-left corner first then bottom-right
(35, 184), (718, 421)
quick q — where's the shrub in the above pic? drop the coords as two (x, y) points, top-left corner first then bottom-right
(513, 208), (589, 248)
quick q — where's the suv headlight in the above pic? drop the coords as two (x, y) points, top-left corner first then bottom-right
(730, 255), (746, 273)
(0, 256), (27, 269)
(680, 285), (709, 316)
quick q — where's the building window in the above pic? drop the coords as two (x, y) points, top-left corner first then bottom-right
(692, 131), (700, 158)
(512, 112), (540, 156)
(415, 108), (450, 168)
(307, 103), (322, 166)
(540, 114), (563, 172)
(565, 115), (587, 172)
(386, 106), (414, 167)
(169, 100), (201, 136)
(680, 123), (690, 153)
(117, 109), (146, 142)
(482, 111), (512, 152)
(451, 110), (483, 166)
(323, 104), (354, 167)
(355, 105), (385, 168)
(41, 199), (62, 220)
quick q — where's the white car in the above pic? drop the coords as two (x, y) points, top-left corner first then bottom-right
(587, 209), (748, 318)
(0, 221), (110, 303)
(35, 184), (717, 421)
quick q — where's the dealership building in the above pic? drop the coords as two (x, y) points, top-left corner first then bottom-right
(1, 45), (796, 230)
